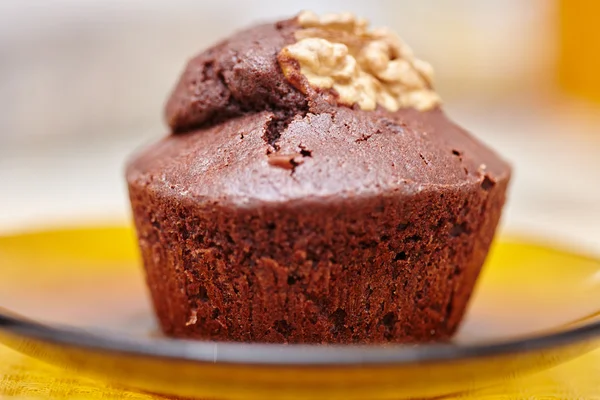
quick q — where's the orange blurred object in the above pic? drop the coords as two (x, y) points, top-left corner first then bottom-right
(558, 0), (600, 103)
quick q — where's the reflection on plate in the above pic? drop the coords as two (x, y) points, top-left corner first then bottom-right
(0, 226), (599, 399)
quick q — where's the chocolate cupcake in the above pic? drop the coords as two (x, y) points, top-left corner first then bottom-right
(126, 11), (511, 344)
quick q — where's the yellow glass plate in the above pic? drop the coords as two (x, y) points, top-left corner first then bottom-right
(0, 226), (599, 400)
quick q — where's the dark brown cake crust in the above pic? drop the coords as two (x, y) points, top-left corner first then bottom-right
(164, 19), (309, 139)
(127, 16), (511, 344)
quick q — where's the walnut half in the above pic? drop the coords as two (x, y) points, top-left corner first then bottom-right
(278, 11), (441, 112)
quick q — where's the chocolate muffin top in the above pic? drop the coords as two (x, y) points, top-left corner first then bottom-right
(128, 12), (510, 205)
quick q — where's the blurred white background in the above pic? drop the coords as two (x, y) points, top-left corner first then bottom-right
(0, 0), (598, 253)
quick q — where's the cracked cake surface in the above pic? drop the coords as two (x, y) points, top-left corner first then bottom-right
(126, 12), (511, 344)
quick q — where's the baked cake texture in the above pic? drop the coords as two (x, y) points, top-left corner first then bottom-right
(126, 12), (511, 344)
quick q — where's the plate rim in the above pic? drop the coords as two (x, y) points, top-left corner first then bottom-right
(1, 308), (600, 367)
(1, 228), (600, 367)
